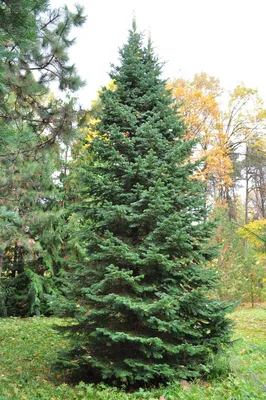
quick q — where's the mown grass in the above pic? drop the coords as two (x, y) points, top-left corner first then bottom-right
(0, 306), (265, 399)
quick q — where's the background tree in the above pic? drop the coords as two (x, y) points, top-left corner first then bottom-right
(238, 139), (266, 223)
(169, 77), (266, 221)
(209, 207), (266, 305)
(0, 143), (68, 316)
(0, 0), (86, 316)
(169, 73), (233, 200)
(223, 85), (266, 221)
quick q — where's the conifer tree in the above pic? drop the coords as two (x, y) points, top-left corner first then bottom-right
(60, 22), (233, 387)
(0, 0), (86, 316)
(0, 0), (86, 156)
(0, 143), (69, 316)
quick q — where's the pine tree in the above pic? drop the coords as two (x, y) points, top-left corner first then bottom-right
(0, 0), (86, 157)
(59, 23), (233, 387)
(0, 0), (86, 316)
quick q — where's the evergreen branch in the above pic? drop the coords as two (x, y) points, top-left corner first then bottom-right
(0, 113), (49, 124)
(29, 54), (55, 71)
(41, 11), (61, 30)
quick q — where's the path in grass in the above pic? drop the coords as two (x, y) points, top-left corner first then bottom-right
(0, 306), (265, 399)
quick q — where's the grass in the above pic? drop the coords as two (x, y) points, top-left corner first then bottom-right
(0, 306), (265, 399)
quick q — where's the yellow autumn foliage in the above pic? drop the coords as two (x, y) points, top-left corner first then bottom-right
(168, 72), (233, 189)
(80, 117), (100, 148)
(238, 219), (266, 252)
(80, 80), (117, 148)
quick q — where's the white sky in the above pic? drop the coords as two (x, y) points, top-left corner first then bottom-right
(51, 0), (266, 108)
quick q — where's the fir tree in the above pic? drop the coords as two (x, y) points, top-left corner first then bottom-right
(59, 23), (233, 387)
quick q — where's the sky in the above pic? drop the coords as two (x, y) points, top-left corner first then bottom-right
(51, 0), (266, 108)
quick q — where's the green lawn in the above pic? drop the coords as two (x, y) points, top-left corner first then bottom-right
(0, 306), (265, 399)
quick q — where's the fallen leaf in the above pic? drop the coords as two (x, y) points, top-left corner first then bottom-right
(180, 379), (191, 390)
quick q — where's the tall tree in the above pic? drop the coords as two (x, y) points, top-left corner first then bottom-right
(58, 24), (232, 387)
(0, 0), (86, 316)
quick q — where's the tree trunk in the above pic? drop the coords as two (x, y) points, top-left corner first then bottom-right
(245, 144), (249, 225)
(0, 249), (3, 278)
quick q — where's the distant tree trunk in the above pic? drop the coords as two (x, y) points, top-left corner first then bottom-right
(12, 244), (24, 276)
(0, 248), (7, 317)
(17, 247), (24, 274)
(245, 144), (249, 225)
(225, 187), (237, 221)
(232, 186), (238, 221)
(250, 282), (255, 307)
(0, 249), (3, 278)
(258, 167), (265, 218)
